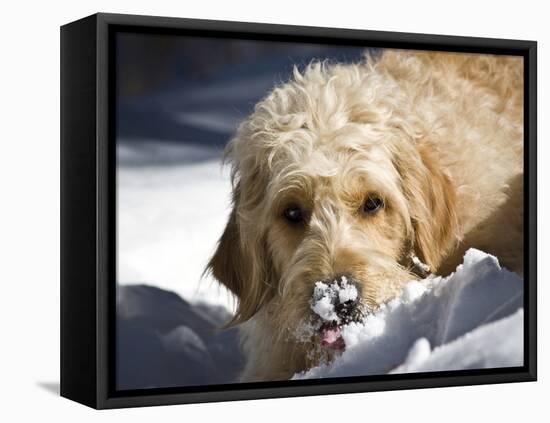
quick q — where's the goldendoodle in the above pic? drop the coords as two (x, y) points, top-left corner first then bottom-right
(207, 49), (524, 381)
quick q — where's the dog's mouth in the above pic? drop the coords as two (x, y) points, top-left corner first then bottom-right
(319, 322), (345, 351)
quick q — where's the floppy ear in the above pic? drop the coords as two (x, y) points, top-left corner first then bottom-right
(207, 187), (274, 325)
(396, 142), (458, 271)
(208, 207), (246, 299)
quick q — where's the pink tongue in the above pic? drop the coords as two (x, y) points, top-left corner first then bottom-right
(321, 326), (344, 350)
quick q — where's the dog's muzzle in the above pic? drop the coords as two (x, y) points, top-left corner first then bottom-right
(310, 275), (363, 351)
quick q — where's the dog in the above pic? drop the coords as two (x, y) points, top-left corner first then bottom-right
(207, 49), (524, 382)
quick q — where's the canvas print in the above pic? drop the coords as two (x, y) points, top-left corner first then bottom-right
(115, 32), (524, 390)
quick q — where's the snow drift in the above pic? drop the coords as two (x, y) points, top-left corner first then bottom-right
(116, 247), (523, 389)
(116, 284), (244, 389)
(294, 249), (523, 380)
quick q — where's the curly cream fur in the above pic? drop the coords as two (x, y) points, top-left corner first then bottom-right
(207, 50), (524, 382)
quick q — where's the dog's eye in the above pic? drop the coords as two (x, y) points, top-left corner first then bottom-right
(283, 205), (304, 224)
(363, 195), (384, 214)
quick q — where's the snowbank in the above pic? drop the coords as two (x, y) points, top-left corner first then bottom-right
(294, 249), (524, 379)
(117, 284), (244, 389)
(116, 249), (523, 389)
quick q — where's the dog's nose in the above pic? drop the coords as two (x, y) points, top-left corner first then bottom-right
(311, 275), (363, 325)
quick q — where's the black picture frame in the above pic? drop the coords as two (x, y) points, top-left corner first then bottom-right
(60, 12), (537, 409)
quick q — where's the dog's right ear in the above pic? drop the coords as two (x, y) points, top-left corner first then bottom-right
(207, 188), (273, 325)
(208, 207), (246, 300)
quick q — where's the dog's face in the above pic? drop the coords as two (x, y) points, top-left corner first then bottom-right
(208, 59), (457, 373)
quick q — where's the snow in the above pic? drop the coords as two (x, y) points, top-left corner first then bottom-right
(116, 284), (244, 389)
(311, 276), (359, 324)
(117, 140), (223, 167)
(294, 249), (524, 380)
(311, 283), (340, 323)
(311, 294), (340, 323)
(409, 252), (431, 275)
(337, 277), (359, 303)
(390, 310), (523, 373)
(116, 143), (235, 311)
(116, 142), (241, 389)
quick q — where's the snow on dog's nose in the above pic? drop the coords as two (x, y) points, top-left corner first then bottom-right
(310, 275), (363, 351)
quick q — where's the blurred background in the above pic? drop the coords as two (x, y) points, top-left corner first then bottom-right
(115, 31), (366, 390)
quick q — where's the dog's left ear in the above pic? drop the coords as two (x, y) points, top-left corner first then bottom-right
(395, 141), (458, 272)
